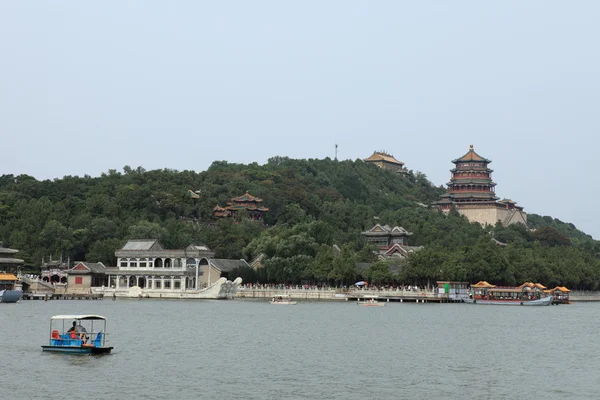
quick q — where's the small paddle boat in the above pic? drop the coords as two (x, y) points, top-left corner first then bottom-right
(357, 297), (385, 307)
(41, 315), (113, 354)
(269, 294), (297, 305)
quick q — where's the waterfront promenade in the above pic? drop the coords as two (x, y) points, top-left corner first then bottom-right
(237, 286), (457, 302)
(236, 286), (600, 302)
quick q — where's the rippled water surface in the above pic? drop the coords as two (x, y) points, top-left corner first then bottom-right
(2, 299), (599, 400)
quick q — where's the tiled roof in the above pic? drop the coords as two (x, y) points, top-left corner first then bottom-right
(364, 151), (404, 166)
(0, 273), (18, 280)
(68, 262), (107, 274)
(362, 224), (412, 236)
(452, 145), (491, 164)
(121, 239), (162, 251)
(232, 192), (263, 203)
(0, 245), (18, 254)
(0, 257), (24, 264)
(209, 259), (249, 272)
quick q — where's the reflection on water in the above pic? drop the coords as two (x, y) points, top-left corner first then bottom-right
(2, 299), (599, 399)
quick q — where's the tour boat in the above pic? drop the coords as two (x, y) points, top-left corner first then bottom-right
(463, 281), (552, 306)
(269, 295), (297, 305)
(357, 297), (385, 307)
(41, 315), (113, 354)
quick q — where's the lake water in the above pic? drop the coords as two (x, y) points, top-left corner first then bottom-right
(2, 299), (599, 400)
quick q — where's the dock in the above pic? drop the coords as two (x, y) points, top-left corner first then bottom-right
(236, 288), (466, 303)
(21, 293), (104, 300)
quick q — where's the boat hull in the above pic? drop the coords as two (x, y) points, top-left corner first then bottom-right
(0, 290), (22, 303)
(463, 296), (552, 306)
(41, 345), (113, 354)
(358, 302), (385, 307)
(269, 301), (297, 305)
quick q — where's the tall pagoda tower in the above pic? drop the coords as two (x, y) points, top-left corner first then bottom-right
(433, 145), (527, 227)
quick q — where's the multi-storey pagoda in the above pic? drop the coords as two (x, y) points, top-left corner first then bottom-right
(214, 192), (269, 222)
(433, 145), (527, 227)
(364, 151), (405, 173)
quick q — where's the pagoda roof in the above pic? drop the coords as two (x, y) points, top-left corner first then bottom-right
(0, 243), (19, 255)
(448, 192), (499, 199)
(449, 179), (496, 185)
(452, 145), (491, 164)
(364, 151), (404, 166)
(362, 224), (412, 237)
(232, 192), (263, 203)
(225, 205), (269, 212)
(0, 257), (24, 264)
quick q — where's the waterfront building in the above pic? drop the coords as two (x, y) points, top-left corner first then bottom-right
(67, 262), (108, 294)
(363, 151), (405, 173)
(104, 239), (248, 290)
(40, 259), (69, 284)
(0, 242), (24, 273)
(433, 145), (527, 227)
(213, 192), (269, 222)
(361, 224), (422, 259)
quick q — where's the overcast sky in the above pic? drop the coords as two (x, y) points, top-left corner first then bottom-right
(1, 2), (598, 238)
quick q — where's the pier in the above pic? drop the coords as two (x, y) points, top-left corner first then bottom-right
(21, 293), (104, 300)
(236, 287), (465, 303)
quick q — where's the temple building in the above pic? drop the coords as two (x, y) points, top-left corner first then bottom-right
(40, 259), (69, 284)
(213, 192), (269, 222)
(361, 224), (422, 259)
(364, 151), (405, 173)
(433, 145), (527, 227)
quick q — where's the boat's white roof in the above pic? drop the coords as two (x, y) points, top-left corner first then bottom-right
(51, 314), (106, 320)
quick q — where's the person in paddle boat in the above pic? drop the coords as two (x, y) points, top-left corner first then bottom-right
(67, 320), (88, 343)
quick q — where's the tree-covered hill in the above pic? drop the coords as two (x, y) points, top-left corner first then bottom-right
(1, 157), (599, 289)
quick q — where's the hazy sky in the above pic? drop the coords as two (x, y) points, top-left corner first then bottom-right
(1, 2), (598, 238)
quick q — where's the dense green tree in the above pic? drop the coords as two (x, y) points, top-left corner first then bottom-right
(0, 157), (598, 289)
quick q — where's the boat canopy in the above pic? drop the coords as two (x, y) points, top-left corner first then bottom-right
(489, 288), (523, 293)
(51, 315), (107, 321)
(471, 281), (496, 288)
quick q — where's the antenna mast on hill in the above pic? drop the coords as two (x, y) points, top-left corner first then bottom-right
(335, 144), (338, 160)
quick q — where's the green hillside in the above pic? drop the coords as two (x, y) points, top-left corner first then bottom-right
(1, 157), (599, 289)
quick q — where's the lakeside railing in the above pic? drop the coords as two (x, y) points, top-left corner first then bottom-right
(236, 286), (450, 299)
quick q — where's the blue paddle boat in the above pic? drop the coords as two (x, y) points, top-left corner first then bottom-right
(41, 314), (113, 354)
